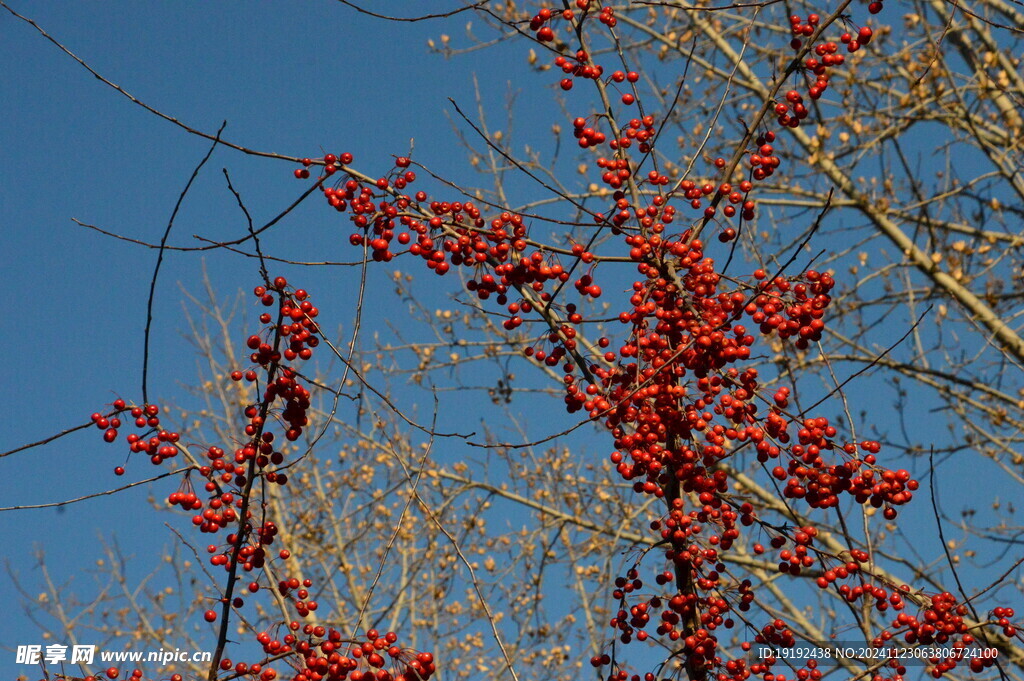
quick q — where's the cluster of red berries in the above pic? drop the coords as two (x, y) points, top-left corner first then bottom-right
(992, 606), (1018, 637)
(598, 501), (757, 670)
(605, 581), (724, 674)
(777, 14), (876, 128)
(813, 553), (865, 589)
(529, 7), (629, 92)
(169, 478), (246, 539)
(348, 172), (423, 259)
(90, 399), (129, 443)
(885, 592), (1003, 675)
(760, 409), (916, 517)
(495, 247), (566, 301)
(271, 575), (318, 617)
(838, 577), (906, 614)
(531, 7), (569, 43)
(567, 250), (757, 426)
(198, 623), (426, 681)
(596, 4), (616, 26)
(678, 176), (755, 225)
(167, 487), (202, 513)
(555, 49), (604, 91)
(299, 154), (418, 263)
(162, 278), (315, 543)
(570, 113), (652, 162)
(572, 115), (607, 148)
(93, 400), (181, 475)
(200, 522), (279, 576)
(609, 113), (655, 151)
(202, 431), (288, 487)
(259, 628), (436, 681)
(541, 206), (939, 678)
(184, 279), (325, 645)
(183, 476), (242, 534)
(596, 156), (631, 189)
(790, 13), (873, 56)
(600, 192), (673, 231)
(294, 152), (355, 180)
(775, 90), (809, 129)
(754, 618), (798, 651)
(772, 524), (832, 574)
(300, 151), (612, 364)
(895, 591), (968, 641)
(233, 278), (317, 437)
(529, 3), (614, 41)
(840, 25), (874, 53)
(254, 367), (313, 443)
(788, 12), (823, 48)
(346, 179), (402, 262)
(242, 285), (321, 364)
(388, 156), (417, 189)
(744, 268), (834, 349)
(744, 620), (807, 679)
(334, 159), (510, 273)
(747, 131), (781, 183)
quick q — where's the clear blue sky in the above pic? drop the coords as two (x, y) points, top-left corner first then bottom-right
(2, 2), (1017, 679)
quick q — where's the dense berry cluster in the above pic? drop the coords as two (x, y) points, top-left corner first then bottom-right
(280, 6), (1024, 681)
(745, 268), (833, 349)
(251, 627), (434, 681)
(293, 136), (975, 677)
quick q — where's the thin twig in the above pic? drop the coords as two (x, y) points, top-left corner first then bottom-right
(0, 468), (194, 512)
(142, 122), (226, 404)
(335, 0), (491, 22)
